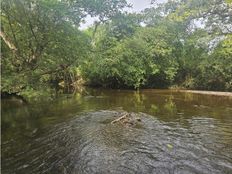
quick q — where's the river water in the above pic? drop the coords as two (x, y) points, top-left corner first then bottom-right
(1, 89), (232, 174)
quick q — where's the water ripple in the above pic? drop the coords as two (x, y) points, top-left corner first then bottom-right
(2, 110), (232, 174)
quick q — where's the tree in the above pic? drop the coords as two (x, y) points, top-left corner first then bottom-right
(1, 0), (91, 94)
(197, 34), (232, 91)
(1, 0), (129, 96)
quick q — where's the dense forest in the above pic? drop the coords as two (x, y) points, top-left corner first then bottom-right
(1, 0), (232, 99)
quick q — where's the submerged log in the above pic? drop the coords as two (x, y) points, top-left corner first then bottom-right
(111, 113), (129, 124)
(111, 112), (142, 128)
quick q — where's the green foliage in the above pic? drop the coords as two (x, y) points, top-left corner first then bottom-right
(1, 0), (232, 98)
(197, 35), (232, 91)
(1, 0), (128, 97)
(82, 20), (179, 89)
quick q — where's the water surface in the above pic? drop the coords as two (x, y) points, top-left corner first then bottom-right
(1, 89), (232, 174)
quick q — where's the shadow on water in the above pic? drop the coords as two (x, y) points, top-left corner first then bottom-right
(1, 89), (232, 174)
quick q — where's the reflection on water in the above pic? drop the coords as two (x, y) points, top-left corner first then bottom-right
(1, 89), (232, 174)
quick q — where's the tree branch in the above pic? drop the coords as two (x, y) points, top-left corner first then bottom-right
(0, 30), (17, 52)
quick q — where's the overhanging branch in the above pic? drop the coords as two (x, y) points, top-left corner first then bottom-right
(0, 30), (17, 52)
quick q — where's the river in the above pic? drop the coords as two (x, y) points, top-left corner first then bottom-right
(1, 89), (232, 174)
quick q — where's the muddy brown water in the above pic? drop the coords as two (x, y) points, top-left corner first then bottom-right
(1, 89), (232, 174)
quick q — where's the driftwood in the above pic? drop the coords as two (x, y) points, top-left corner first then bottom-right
(111, 113), (129, 124)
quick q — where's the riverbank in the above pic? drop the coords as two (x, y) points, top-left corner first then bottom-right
(178, 90), (232, 97)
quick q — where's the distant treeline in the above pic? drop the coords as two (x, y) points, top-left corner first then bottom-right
(1, 0), (232, 98)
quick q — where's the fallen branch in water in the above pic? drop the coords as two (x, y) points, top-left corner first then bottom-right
(111, 113), (129, 124)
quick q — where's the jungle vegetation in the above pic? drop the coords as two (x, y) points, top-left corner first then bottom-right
(1, 0), (232, 99)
